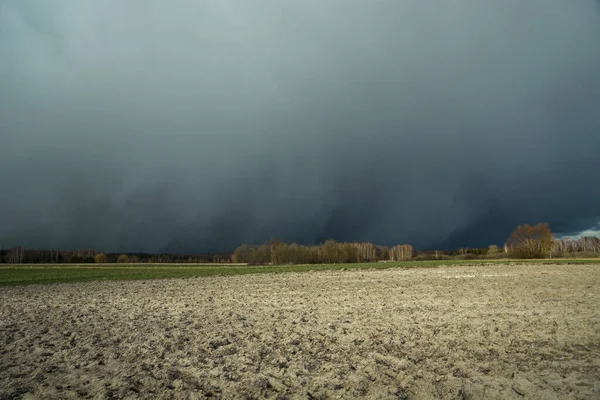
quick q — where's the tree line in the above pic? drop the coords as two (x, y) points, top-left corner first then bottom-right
(1, 223), (598, 264)
(231, 239), (415, 264)
(505, 223), (600, 259)
(0, 247), (231, 264)
(554, 236), (600, 255)
(231, 224), (600, 263)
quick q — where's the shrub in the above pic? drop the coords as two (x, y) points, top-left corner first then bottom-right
(487, 244), (500, 254)
(413, 252), (450, 261)
(485, 252), (510, 259)
(94, 253), (107, 263)
(117, 254), (130, 263)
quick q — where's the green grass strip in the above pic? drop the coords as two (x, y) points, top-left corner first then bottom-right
(0, 258), (597, 286)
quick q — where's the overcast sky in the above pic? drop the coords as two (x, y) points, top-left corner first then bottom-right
(1, 0), (599, 253)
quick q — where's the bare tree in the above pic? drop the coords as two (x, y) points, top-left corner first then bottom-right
(390, 244), (414, 261)
(507, 223), (554, 259)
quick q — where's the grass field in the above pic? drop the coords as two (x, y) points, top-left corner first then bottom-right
(0, 258), (597, 286)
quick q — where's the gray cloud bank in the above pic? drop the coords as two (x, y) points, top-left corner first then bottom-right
(1, 0), (599, 252)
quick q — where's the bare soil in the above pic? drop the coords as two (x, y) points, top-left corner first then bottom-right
(1, 264), (599, 399)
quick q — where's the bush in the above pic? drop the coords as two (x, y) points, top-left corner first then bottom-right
(94, 253), (107, 263)
(413, 253), (450, 261)
(485, 252), (510, 259)
(487, 244), (500, 254)
(117, 254), (130, 263)
(567, 251), (600, 259)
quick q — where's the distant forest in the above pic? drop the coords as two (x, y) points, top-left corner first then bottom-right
(0, 248), (231, 264)
(1, 224), (599, 264)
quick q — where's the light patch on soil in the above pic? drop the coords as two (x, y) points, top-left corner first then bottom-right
(1, 264), (599, 399)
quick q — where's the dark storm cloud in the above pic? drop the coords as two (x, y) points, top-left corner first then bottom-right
(1, 0), (599, 252)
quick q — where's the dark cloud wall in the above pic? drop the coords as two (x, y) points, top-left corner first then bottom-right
(1, 0), (599, 252)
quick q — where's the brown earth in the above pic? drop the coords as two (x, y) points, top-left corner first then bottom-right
(1, 264), (599, 399)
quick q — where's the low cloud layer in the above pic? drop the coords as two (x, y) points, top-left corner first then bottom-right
(1, 0), (599, 252)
